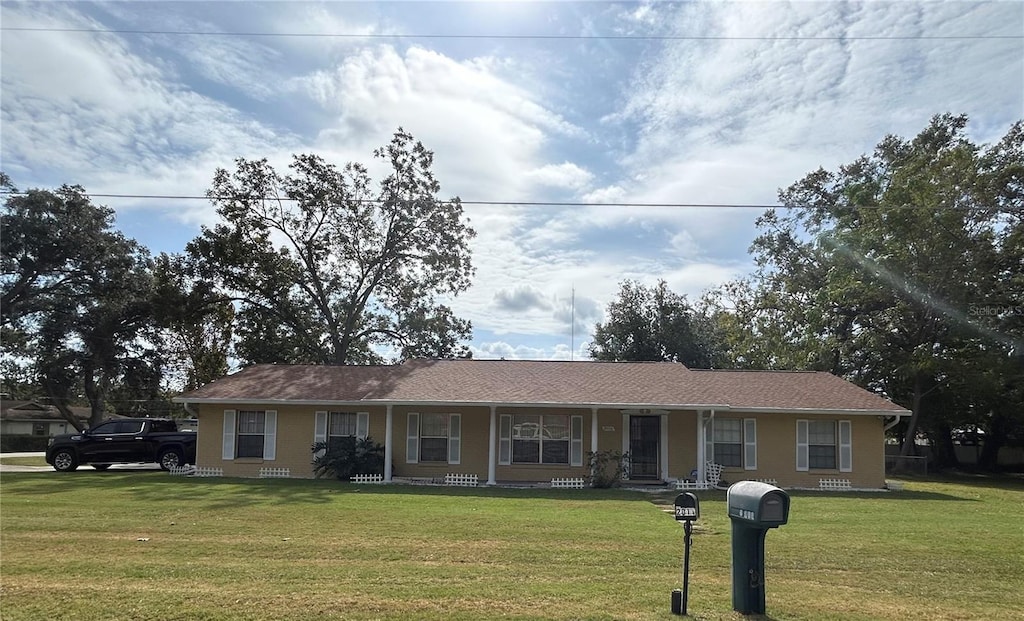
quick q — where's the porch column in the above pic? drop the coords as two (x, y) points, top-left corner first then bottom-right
(590, 407), (599, 455)
(696, 410), (704, 484)
(487, 405), (497, 485)
(661, 413), (669, 481)
(384, 404), (394, 482)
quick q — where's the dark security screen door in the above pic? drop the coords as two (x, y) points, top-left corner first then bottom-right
(629, 416), (660, 480)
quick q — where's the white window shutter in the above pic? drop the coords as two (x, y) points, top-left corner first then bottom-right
(356, 412), (370, 440)
(448, 414), (461, 464)
(796, 420), (809, 471)
(744, 418), (757, 471)
(222, 410), (236, 460)
(406, 413), (419, 463)
(839, 420), (853, 472)
(263, 410), (277, 461)
(314, 411), (328, 458)
(498, 414), (512, 465)
(570, 415), (584, 467)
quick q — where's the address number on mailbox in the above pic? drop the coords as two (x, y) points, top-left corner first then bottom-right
(675, 506), (698, 519)
(673, 492), (700, 521)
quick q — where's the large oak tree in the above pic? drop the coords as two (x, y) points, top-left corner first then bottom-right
(721, 114), (1023, 466)
(188, 129), (476, 365)
(2, 179), (162, 429)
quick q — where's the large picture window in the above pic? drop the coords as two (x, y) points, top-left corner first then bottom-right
(499, 413), (584, 467)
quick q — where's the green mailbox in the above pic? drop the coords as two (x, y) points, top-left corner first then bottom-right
(727, 481), (791, 615)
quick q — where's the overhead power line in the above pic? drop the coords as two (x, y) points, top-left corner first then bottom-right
(2, 26), (1020, 41)
(0, 190), (1018, 211)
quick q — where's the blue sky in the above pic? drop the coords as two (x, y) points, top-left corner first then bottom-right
(2, 0), (1022, 361)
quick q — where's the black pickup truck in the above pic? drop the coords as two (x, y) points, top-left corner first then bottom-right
(46, 418), (197, 472)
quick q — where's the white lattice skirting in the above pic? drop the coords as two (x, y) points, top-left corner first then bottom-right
(259, 467), (291, 479)
(444, 473), (479, 487)
(753, 478), (780, 487)
(819, 478), (851, 491)
(550, 477), (585, 489)
(351, 474), (384, 484)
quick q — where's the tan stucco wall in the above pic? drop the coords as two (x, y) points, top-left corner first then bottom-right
(194, 404), (886, 487)
(708, 413), (885, 489)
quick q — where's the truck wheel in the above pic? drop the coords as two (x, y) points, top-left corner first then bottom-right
(92, 464), (112, 471)
(159, 449), (184, 471)
(52, 449), (79, 472)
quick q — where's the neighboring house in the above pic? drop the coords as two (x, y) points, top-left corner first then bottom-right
(173, 359), (909, 488)
(0, 400), (91, 437)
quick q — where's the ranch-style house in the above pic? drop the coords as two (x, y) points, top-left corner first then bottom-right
(174, 359), (909, 488)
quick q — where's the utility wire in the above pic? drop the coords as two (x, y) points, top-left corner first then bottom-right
(1, 190), (1017, 211)
(2, 26), (1020, 41)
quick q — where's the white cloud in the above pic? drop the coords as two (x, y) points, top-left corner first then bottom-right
(2, 0), (1018, 363)
(0, 4), (300, 229)
(524, 162), (595, 191)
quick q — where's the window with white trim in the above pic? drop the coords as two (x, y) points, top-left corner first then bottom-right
(224, 409), (277, 460)
(712, 418), (743, 468)
(808, 420), (837, 469)
(499, 414), (584, 467)
(406, 413), (461, 464)
(420, 413), (451, 462)
(328, 412), (358, 452)
(797, 419), (852, 471)
(236, 410), (266, 458)
(704, 417), (756, 470)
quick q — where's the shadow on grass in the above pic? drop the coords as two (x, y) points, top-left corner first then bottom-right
(7, 471), (1012, 507)
(0, 471), (652, 510)
(889, 471), (1024, 492)
(648, 487), (975, 503)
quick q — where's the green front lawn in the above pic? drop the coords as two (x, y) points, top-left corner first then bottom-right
(1, 474), (1021, 620)
(0, 455), (48, 467)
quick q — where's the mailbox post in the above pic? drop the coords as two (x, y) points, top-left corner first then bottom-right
(671, 492), (699, 616)
(726, 482), (790, 615)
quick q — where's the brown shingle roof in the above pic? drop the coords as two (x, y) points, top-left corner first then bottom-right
(177, 359), (908, 414)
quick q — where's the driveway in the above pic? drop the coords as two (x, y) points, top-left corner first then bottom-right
(0, 452), (160, 473)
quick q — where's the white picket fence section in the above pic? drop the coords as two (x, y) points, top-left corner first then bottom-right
(675, 479), (709, 491)
(550, 477), (585, 489)
(193, 466), (223, 477)
(819, 478), (851, 491)
(753, 479), (779, 487)
(168, 465), (197, 476)
(444, 473), (479, 487)
(351, 474), (384, 484)
(259, 467), (291, 479)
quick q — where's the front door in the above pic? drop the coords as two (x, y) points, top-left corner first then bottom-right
(629, 416), (660, 480)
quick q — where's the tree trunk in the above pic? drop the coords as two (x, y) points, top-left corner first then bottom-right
(928, 422), (960, 470)
(893, 375), (924, 474)
(978, 412), (1008, 472)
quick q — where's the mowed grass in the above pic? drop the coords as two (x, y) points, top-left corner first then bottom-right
(1, 474), (1021, 621)
(0, 456), (48, 467)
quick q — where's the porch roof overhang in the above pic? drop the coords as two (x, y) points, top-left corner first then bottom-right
(172, 396), (908, 418)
